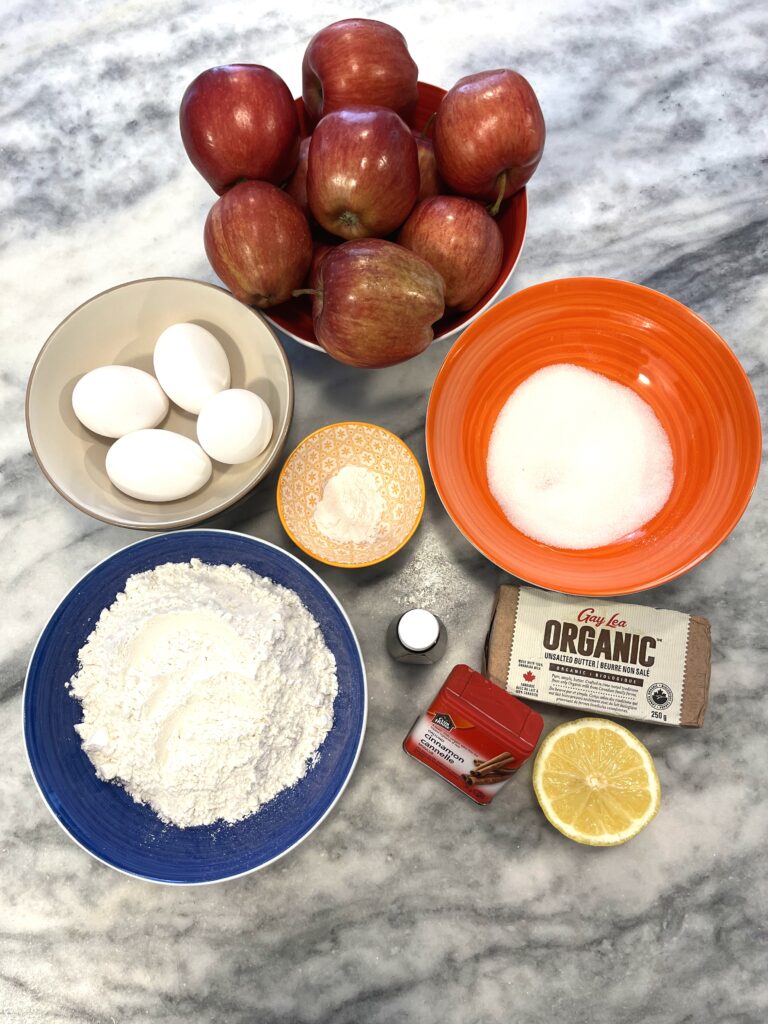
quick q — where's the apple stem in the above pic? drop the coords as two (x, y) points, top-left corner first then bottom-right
(292, 288), (317, 298)
(488, 171), (508, 217)
(421, 113), (436, 139)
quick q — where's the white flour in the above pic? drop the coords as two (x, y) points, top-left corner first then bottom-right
(313, 464), (385, 544)
(68, 559), (338, 828)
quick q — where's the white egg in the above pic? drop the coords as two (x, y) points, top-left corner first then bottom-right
(153, 323), (231, 414)
(196, 389), (274, 465)
(72, 365), (169, 438)
(106, 429), (212, 502)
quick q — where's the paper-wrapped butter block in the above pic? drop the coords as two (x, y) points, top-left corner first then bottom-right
(485, 585), (711, 727)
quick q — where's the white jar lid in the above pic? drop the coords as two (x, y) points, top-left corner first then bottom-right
(397, 609), (440, 652)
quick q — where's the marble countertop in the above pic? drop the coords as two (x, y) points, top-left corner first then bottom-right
(2, 0), (767, 1020)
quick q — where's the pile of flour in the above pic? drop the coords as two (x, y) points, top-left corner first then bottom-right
(68, 559), (338, 828)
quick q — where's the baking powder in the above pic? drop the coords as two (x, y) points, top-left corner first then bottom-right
(313, 464), (385, 544)
(68, 559), (338, 827)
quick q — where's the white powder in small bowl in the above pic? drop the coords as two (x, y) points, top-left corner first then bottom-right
(313, 465), (385, 545)
(486, 364), (674, 549)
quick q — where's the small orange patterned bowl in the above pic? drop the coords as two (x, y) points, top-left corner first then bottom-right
(277, 422), (425, 568)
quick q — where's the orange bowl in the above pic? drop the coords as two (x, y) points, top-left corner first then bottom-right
(426, 278), (761, 596)
(264, 82), (527, 351)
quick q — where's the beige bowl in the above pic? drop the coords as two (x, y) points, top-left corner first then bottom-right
(26, 278), (293, 530)
(277, 422), (425, 568)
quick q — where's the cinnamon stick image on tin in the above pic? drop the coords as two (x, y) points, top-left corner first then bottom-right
(472, 752), (514, 772)
(463, 770), (515, 786)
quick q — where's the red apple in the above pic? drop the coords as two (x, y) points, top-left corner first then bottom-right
(398, 196), (503, 311)
(414, 132), (442, 200)
(302, 18), (418, 125)
(434, 69), (545, 210)
(307, 107), (419, 239)
(286, 136), (311, 214)
(204, 181), (312, 307)
(180, 64), (300, 194)
(310, 239), (445, 367)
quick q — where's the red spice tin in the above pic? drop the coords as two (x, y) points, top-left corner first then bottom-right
(403, 664), (544, 804)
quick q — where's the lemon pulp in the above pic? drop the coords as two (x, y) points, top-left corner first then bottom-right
(533, 718), (661, 846)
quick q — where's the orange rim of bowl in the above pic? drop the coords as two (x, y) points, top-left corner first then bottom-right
(426, 277), (762, 596)
(277, 421), (426, 569)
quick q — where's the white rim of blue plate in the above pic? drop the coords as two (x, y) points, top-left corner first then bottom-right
(22, 528), (368, 885)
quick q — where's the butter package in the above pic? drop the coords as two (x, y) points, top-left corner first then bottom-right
(485, 586), (711, 727)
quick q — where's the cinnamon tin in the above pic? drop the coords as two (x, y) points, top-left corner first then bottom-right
(403, 664), (544, 804)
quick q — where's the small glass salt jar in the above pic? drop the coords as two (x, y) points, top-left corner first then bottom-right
(386, 609), (447, 665)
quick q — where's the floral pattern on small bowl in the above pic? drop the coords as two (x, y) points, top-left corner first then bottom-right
(277, 422), (425, 568)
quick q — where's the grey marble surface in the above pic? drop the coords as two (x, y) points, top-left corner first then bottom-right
(2, 0), (767, 1021)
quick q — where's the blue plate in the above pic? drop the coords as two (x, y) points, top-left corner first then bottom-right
(24, 530), (367, 884)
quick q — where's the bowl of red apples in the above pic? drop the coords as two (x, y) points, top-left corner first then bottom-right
(180, 19), (544, 368)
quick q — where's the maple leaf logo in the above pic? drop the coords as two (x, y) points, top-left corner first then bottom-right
(523, 671), (536, 682)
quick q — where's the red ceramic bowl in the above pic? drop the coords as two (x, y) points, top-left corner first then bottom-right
(264, 82), (527, 351)
(426, 278), (761, 596)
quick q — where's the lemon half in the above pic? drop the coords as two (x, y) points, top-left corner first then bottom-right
(533, 718), (661, 846)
